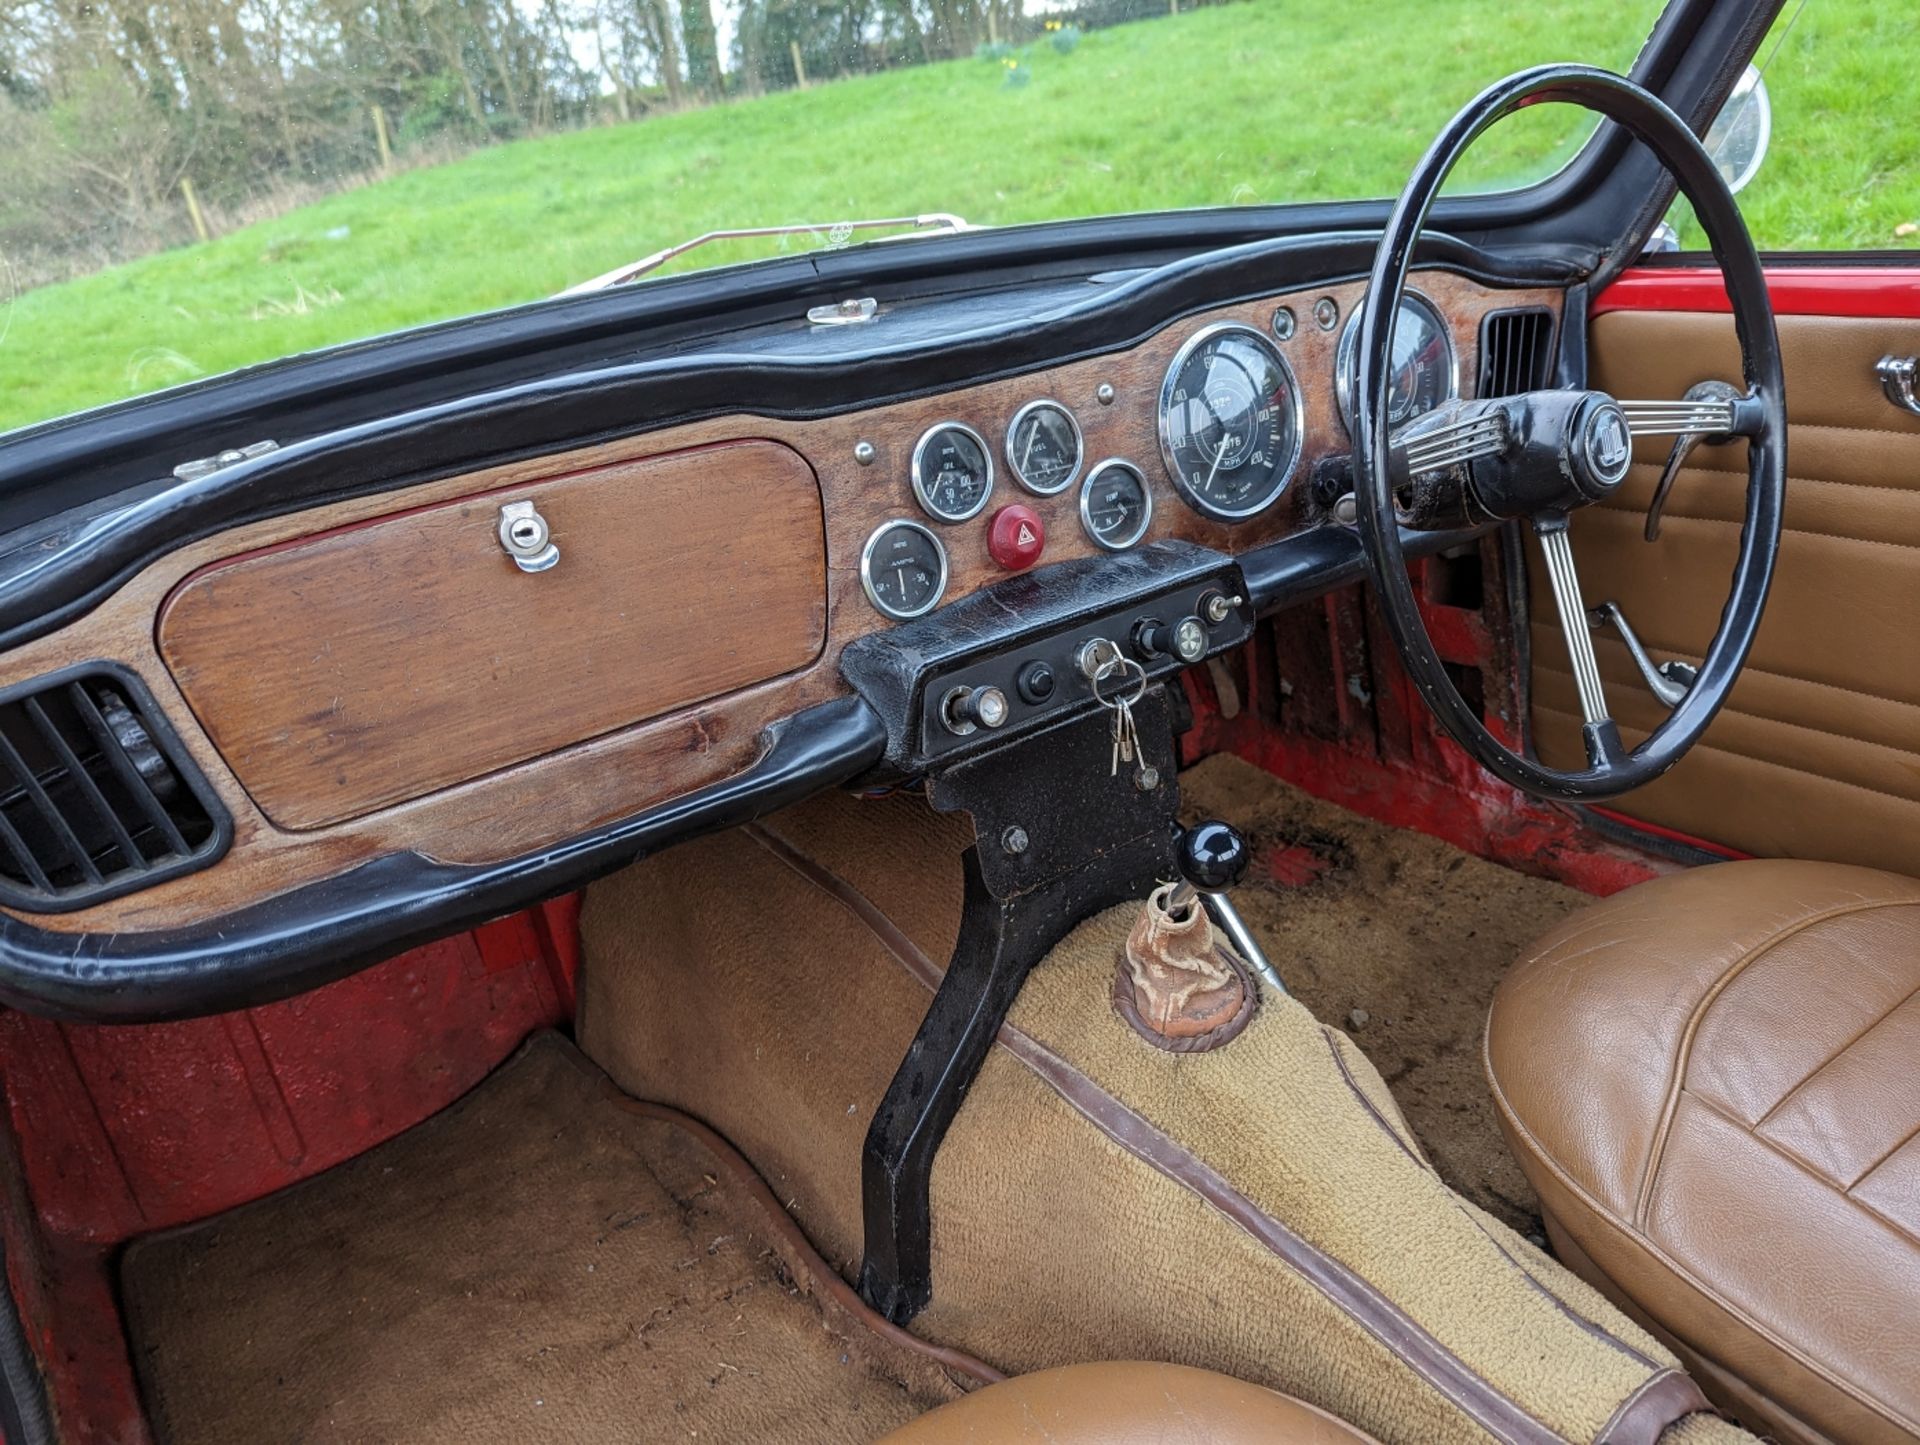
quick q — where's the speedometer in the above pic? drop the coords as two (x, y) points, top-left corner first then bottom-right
(1157, 323), (1303, 521)
(1335, 290), (1457, 437)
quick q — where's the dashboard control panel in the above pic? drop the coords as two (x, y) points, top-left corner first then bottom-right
(916, 573), (1246, 760)
(839, 539), (1250, 778)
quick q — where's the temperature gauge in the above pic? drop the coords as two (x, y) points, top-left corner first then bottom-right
(911, 422), (994, 522)
(861, 519), (949, 619)
(1006, 399), (1084, 495)
(1079, 460), (1153, 551)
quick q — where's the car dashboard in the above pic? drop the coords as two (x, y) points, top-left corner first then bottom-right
(0, 242), (1564, 1020)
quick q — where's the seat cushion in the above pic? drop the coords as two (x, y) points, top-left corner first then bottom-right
(877, 1362), (1379, 1443)
(1487, 859), (1920, 1445)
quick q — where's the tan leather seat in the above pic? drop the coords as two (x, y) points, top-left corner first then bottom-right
(877, 1361), (1379, 1443)
(1487, 860), (1920, 1445)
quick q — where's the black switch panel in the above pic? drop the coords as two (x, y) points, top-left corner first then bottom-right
(914, 572), (1249, 762)
(840, 540), (1251, 777)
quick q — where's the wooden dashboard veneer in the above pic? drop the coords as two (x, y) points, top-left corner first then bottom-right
(158, 440), (828, 830)
(0, 270), (1557, 934)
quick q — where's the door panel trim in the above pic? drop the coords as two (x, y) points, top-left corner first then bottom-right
(1595, 266), (1920, 319)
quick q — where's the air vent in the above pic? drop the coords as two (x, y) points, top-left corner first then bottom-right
(0, 667), (229, 912)
(1477, 307), (1558, 398)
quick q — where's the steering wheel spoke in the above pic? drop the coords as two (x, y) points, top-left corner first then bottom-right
(1396, 406), (1511, 475)
(1532, 516), (1610, 729)
(1618, 388), (1763, 440)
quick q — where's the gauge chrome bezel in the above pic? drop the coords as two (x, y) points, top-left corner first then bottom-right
(1333, 287), (1458, 438)
(910, 421), (995, 522)
(1078, 459), (1154, 552)
(1004, 398), (1085, 496)
(860, 518), (949, 620)
(1157, 321), (1305, 522)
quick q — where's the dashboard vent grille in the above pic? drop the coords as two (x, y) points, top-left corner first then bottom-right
(1477, 308), (1557, 397)
(0, 668), (229, 912)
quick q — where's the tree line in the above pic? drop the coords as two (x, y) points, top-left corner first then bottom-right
(0, 0), (1186, 289)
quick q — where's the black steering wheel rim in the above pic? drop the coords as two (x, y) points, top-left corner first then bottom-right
(1352, 64), (1786, 801)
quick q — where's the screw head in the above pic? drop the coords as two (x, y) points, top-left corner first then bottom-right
(1271, 306), (1296, 341)
(1001, 825), (1030, 856)
(1095, 382), (1116, 406)
(854, 440), (876, 466)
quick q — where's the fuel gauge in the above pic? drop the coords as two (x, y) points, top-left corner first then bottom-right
(1006, 399), (1084, 495)
(1079, 460), (1153, 551)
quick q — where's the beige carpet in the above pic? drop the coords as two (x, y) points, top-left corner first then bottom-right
(120, 1033), (977, 1445)
(579, 761), (1748, 1445)
(1180, 753), (1589, 1233)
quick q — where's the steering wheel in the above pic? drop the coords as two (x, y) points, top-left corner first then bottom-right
(1352, 65), (1786, 800)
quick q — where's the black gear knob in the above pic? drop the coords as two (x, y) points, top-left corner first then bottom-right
(1175, 819), (1250, 894)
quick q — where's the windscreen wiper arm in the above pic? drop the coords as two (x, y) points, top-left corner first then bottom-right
(559, 213), (972, 295)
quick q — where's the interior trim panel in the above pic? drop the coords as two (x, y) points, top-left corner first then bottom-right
(158, 440), (829, 829)
(1534, 304), (1920, 876)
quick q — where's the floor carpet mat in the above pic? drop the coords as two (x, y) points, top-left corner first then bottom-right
(1181, 752), (1589, 1233)
(120, 1032), (981, 1444)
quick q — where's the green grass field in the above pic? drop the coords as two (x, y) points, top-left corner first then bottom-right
(3, 0), (1913, 434)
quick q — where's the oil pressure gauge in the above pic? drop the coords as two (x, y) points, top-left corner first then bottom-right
(1006, 399), (1084, 495)
(911, 422), (994, 522)
(861, 519), (949, 620)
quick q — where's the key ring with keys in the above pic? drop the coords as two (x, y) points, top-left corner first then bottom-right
(1090, 653), (1148, 710)
(1090, 652), (1156, 788)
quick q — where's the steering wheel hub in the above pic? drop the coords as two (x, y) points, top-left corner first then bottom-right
(1577, 400), (1634, 493)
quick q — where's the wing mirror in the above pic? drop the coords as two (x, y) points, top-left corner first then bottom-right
(1644, 64), (1772, 253)
(1705, 65), (1772, 196)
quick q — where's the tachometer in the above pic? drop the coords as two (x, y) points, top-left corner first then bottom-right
(1079, 460), (1153, 551)
(1006, 399), (1084, 495)
(861, 519), (948, 620)
(911, 422), (994, 522)
(1158, 323), (1303, 521)
(1335, 290), (1457, 436)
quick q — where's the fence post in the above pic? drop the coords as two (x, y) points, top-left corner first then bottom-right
(371, 104), (393, 171)
(179, 178), (211, 244)
(789, 40), (808, 88)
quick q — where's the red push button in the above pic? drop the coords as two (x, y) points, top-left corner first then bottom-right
(987, 504), (1046, 571)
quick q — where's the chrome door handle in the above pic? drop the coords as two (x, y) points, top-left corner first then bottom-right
(1877, 355), (1920, 418)
(1587, 601), (1696, 707)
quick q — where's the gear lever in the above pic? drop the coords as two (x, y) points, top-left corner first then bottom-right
(1168, 820), (1284, 994)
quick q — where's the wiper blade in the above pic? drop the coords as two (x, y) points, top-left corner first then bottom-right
(559, 213), (972, 295)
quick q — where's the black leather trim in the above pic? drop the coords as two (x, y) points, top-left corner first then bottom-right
(0, 234), (1559, 652)
(0, 696), (884, 1022)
